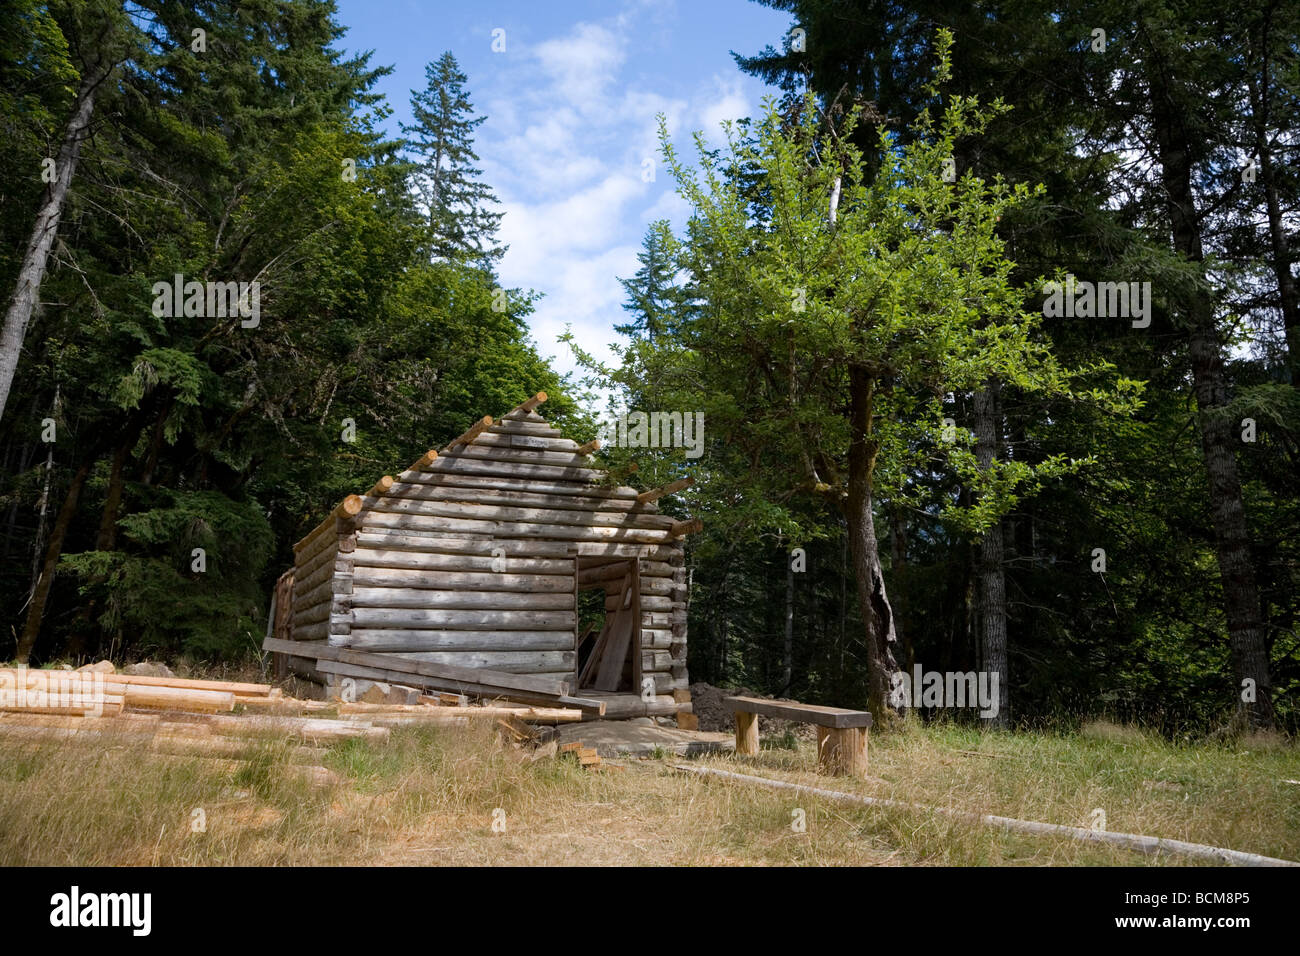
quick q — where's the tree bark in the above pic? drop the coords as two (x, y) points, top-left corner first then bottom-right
(0, 60), (111, 423)
(15, 460), (92, 663)
(974, 382), (1009, 728)
(1245, 12), (1299, 382)
(67, 438), (132, 658)
(843, 365), (899, 724)
(782, 544), (794, 694)
(1148, 51), (1275, 729)
(889, 502), (914, 675)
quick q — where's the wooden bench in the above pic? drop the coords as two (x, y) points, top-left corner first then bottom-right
(723, 696), (872, 776)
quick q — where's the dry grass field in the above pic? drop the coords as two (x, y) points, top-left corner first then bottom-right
(1, 714), (1295, 866)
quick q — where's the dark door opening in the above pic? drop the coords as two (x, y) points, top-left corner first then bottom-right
(574, 558), (640, 691)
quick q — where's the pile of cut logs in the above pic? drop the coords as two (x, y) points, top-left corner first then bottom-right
(0, 661), (586, 785)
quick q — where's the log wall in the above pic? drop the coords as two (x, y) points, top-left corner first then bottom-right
(287, 406), (691, 703)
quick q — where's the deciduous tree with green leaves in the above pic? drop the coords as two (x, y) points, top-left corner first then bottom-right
(580, 33), (1136, 722)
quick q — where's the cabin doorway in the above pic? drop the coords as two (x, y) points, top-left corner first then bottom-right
(574, 557), (640, 692)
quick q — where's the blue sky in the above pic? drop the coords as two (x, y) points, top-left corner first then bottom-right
(334, 0), (794, 382)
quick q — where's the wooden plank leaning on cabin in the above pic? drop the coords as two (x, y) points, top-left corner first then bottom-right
(595, 572), (636, 692)
(267, 636), (607, 716)
(313, 660), (603, 716)
(262, 637), (567, 696)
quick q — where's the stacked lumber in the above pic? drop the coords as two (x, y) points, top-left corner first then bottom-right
(0, 660), (592, 780)
(559, 740), (601, 769)
(0, 663), (287, 716)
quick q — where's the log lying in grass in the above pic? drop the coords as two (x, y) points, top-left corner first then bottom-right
(103, 683), (236, 713)
(103, 673), (273, 696)
(0, 697), (124, 717)
(201, 713), (389, 743)
(672, 764), (1300, 868)
(233, 696), (336, 714)
(0, 718), (327, 763)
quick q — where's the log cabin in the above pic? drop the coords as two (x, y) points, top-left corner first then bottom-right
(267, 393), (697, 722)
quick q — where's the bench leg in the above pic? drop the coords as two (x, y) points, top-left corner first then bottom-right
(734, 711), (760, 756)
(817, 726), (868, 777)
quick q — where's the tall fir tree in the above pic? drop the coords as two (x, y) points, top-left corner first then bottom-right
(617, 221), (680, 341)
(402, 52), (504, 270)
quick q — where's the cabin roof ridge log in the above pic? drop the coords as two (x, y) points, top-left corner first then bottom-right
(271, 393), (700, 723)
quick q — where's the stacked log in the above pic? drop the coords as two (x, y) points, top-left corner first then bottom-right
(277, 400), (697, 715)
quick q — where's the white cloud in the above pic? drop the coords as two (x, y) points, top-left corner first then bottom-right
(698, 75), (752, 143)
(533, 22), (625, 111)
(466, 6), (767, 381)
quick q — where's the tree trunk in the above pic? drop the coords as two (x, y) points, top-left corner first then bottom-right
(782, 546), (794, 694)
(67, 438), (131, 658)
(15, 460), (91, 663)
(843, 365), (899, 724)
(0, 61), (110, 422)
(974, 382), (1009, 728)
(889, 502), (914, 675)
(1245, 16), (1299, 382)
(1150, 61), (1275, 730)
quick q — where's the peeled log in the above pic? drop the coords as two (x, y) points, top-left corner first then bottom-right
(444, 415), (494, 452)
(104, 673), (272, 696)
(105, 684), (236, 713)
(511, 391), (548, 415)
(636, 477), (694, 504)
(670, 517), (703, 538)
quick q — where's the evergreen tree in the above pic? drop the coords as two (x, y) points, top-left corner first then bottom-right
(402, 52), (504, 270)
(617, 221), (680, 341)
